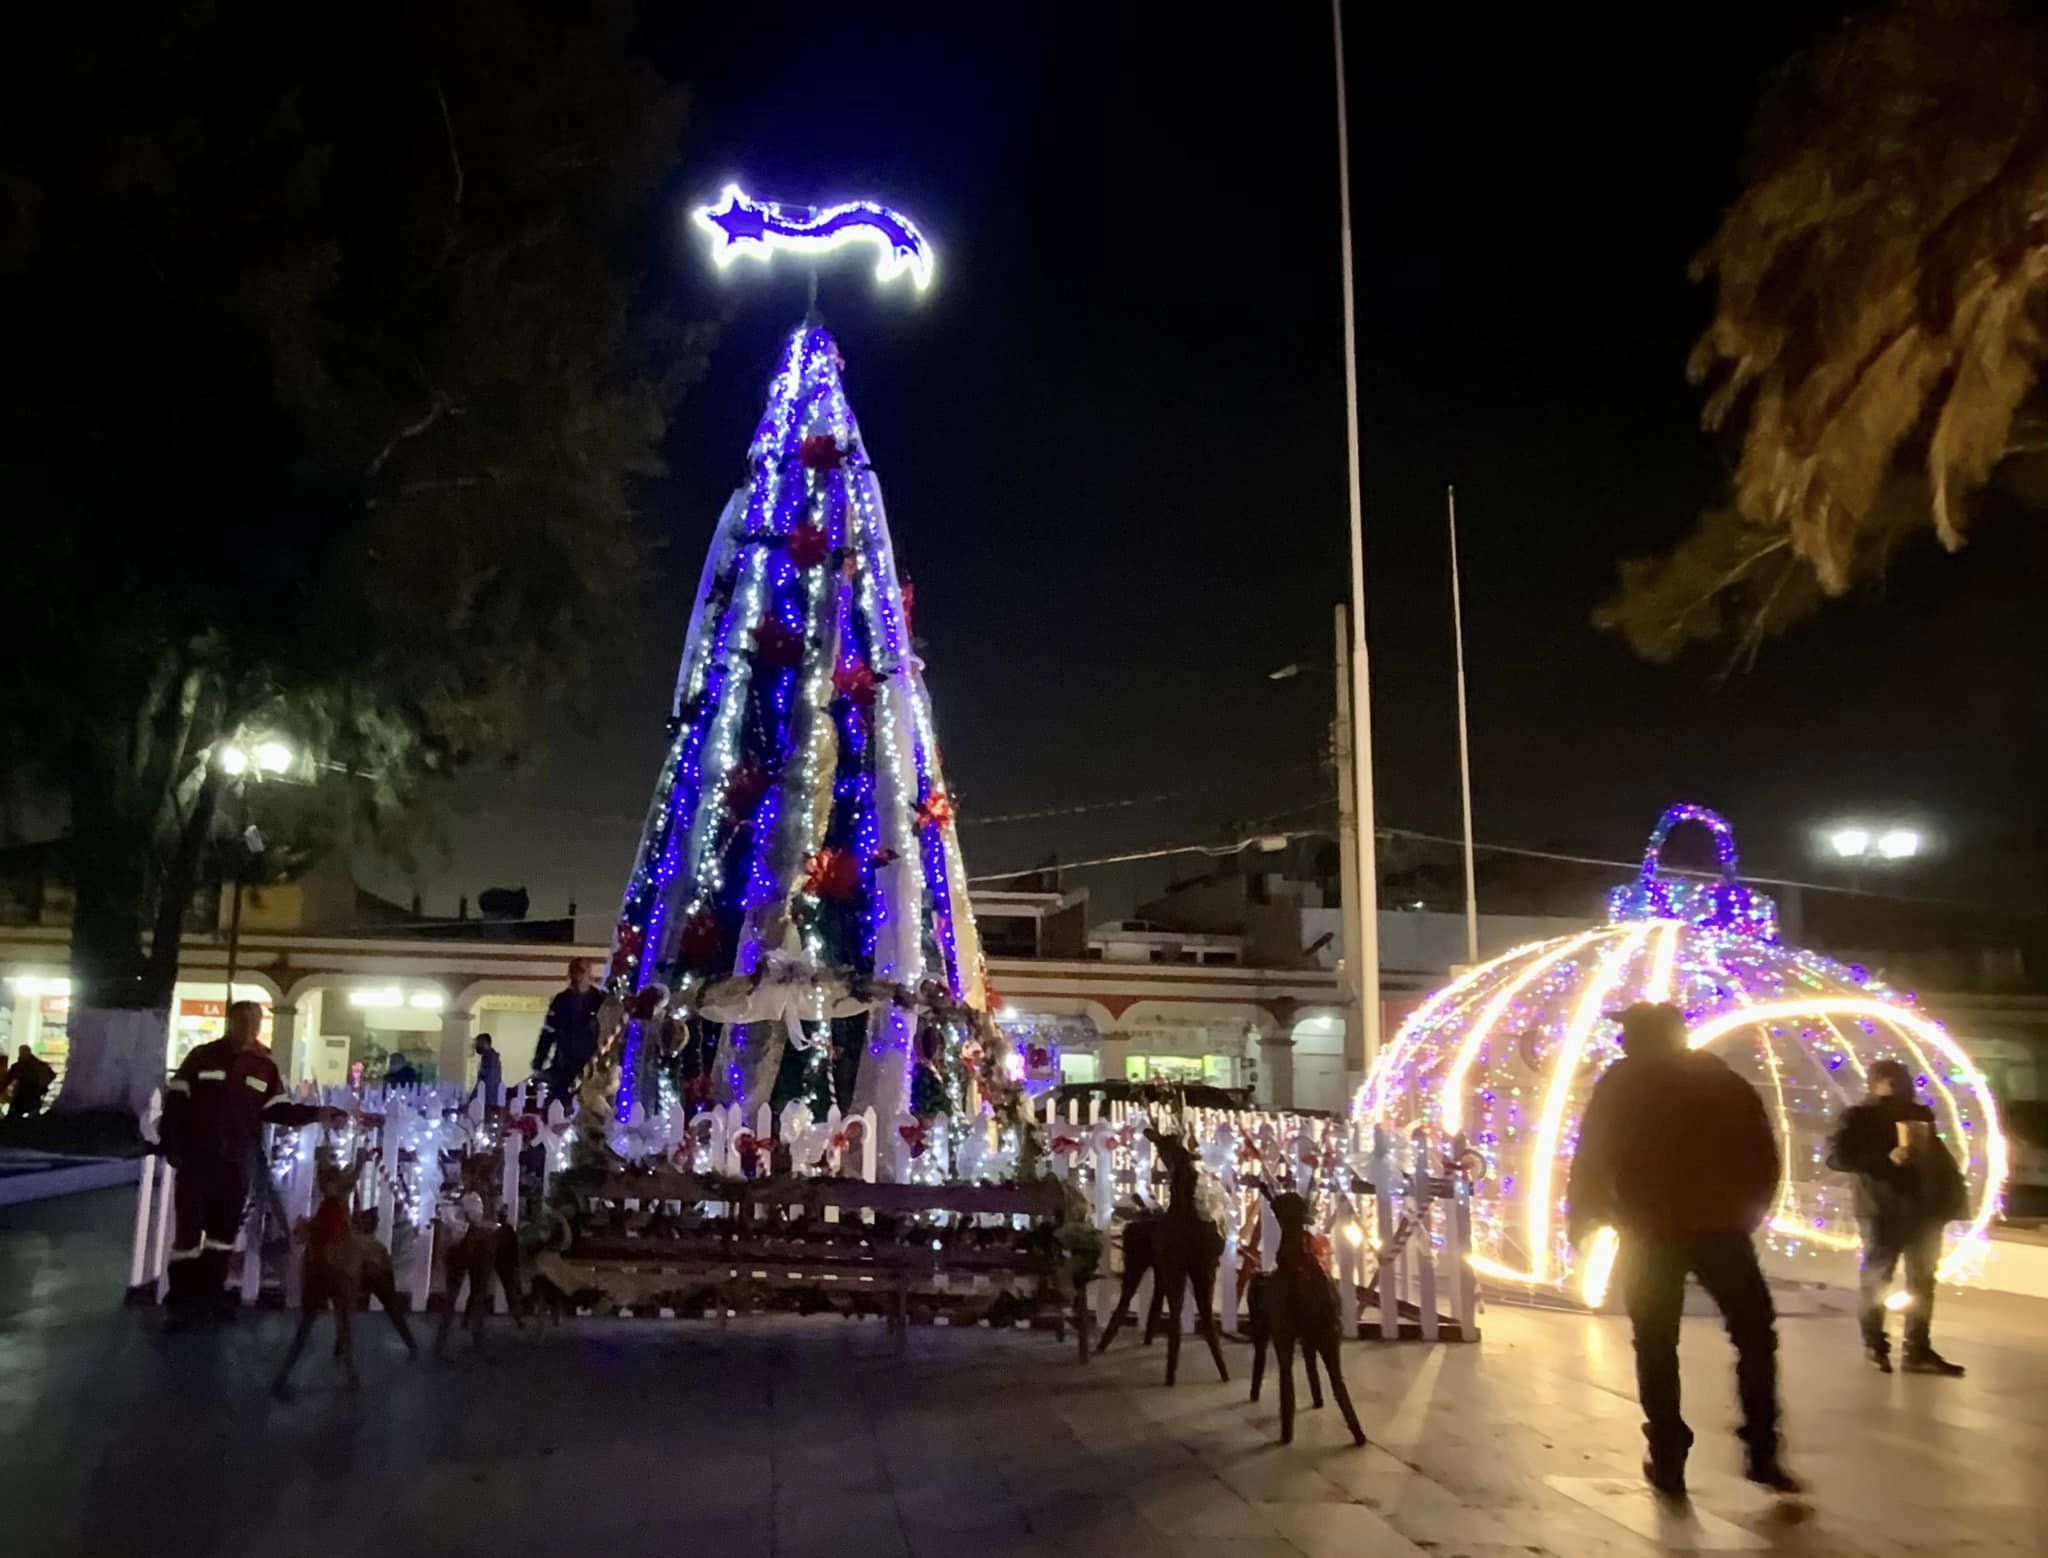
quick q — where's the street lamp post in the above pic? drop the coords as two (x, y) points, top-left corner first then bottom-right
(1269, 619), (1369, 1101)
(214, 740), (291, 1005)
(1821, 821), (1922, 899)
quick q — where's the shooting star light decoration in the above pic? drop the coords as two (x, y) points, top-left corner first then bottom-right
(694, 184), (935, 291)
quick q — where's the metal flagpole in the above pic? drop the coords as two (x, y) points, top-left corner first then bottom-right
(1331, 0), (1381, 1070)
(1447, 485), (1479, 966)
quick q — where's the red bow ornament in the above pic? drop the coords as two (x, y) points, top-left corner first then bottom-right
(914, 789), (955, 833)
(831, 661), (880, 709)
(677, 910), (724, 970)
(609, 920), (645, 980)
(752, 618), (804, 669)
(798, 434), (844, 472)
(803, 847), (861, 902)
(787, 522), (830, 569)
(724, 760), (774, 821)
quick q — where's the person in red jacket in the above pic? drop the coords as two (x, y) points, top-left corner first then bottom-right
(159, 1001), (339, 1325)
(1568, 1002), (1801, 1502)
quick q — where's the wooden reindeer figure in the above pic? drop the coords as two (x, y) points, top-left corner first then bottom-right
(1145, 1128), (1229, 1385)
(436, 1148), (529, 1352)
(273, 1153), (417, 1397)
(1247, 1266), (1323, 1410)
(1094, 1213), (1160, 1353)
(1260, 1189), (1365, 1446)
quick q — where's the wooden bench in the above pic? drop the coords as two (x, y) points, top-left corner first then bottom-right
(541, 1171), (1093, 1356)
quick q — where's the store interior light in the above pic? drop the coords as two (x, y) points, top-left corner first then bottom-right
(5, 975), (71, 997)
(408, 991), (444, 1011)
(348, 987), (403, 1008)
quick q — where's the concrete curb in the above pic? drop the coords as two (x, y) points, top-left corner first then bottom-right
(0, 1153), (143, 1208)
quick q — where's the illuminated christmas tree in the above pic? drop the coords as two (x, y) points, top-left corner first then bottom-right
(607, 316), (996, 1133)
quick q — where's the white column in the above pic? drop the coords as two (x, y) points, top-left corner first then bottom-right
(438, 1004), (477, 1091)
(1098, 1029), (1131, 1085)
(1260, 1028), (1296, 1110)
(279, 988), (323, 1085)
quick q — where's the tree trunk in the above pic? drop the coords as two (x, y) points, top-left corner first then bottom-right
(56, 813), (164, 1115)
(54, 749), (222, 1118)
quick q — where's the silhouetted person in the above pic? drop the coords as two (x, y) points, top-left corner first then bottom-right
(532, 958), (603, 1105)
(1568, 1001), (1800, 1502)
(5, 1044), (55, 1118)
(467, 1031), (504, 1111)
(160, 1001), (339, 1326)
(1827, 1058), (1968, 1376)
(383, 1050), (419, 1089)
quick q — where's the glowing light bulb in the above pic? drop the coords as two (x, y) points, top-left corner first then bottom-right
(1829, 827), (1872, 858)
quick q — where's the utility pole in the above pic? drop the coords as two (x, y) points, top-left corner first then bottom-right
(1331, 603), (1369, 1097)
(1448, 486), (1479, 966)
(1332, 0), (1382, 1069)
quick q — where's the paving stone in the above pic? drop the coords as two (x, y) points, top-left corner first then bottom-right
(7, 1191), (2048, 1557)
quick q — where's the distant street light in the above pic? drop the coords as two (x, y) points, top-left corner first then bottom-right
(1828, 827), (1872, 859)
(1827, 823), (1921, 862)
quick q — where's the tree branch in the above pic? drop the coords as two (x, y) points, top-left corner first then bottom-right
(367, 471), (498, 506)
(365, 394), (462, 478)
(436, 84), (465, 209)
(144, 762), (222, 1003)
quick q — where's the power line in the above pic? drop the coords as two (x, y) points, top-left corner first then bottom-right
(967, 826), (1331, 884)
(1375, 825), (2032, 914)
(960, 761), (1326, 826)
(969, 812), (2035, 918)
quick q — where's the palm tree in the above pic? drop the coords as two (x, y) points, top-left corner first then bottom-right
(1600, 0), (2048, 663)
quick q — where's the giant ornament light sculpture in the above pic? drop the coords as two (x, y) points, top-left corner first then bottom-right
(1356, 805), (2007, 1294)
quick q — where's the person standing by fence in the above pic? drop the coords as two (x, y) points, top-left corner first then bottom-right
(467, 1031), (504, 1112)
(531, 959), (603, 1105)
(159, 1001), (340, 1327)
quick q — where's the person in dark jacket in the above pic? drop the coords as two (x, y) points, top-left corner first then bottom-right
(160, 1001), (340, 1325)
(1826, 1058), (1968, 1376)
(466, 1031), (504, 1111)
(531, 958), (603, 1104)
(1568, 1002), (1800, 1501)
(5, 1044), (56, 1117)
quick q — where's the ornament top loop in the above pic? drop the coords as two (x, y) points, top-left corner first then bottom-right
(1607, 802), (1777, 939)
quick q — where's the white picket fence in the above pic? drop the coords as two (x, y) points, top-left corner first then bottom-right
(1025, 1096), (1477, 1342)
(127, 1085), (1475, 1340)
(127, 1084), (897, 1308)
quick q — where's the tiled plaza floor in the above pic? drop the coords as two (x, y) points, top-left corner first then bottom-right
(4, 1189), (2043, 1556)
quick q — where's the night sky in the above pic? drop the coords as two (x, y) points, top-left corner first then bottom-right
(378, 2), (2048, 931)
